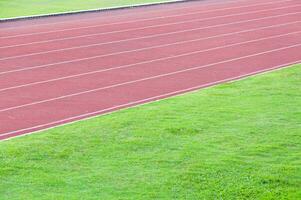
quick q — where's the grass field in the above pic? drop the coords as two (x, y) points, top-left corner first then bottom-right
(0, 0), (177, 19)
(0, 65), (300, 199)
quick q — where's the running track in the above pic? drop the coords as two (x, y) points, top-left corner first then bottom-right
(0, 0), (300, 140)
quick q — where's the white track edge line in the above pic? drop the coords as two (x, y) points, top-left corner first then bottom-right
(1, 42), (300, 113)
(0, 0), (241, 24)
(1, 60), (300, 141)
(0, 0), (285, 32)
(0, 0), (294, 39)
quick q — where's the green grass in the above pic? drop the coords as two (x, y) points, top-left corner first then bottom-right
(0, 0), (176, 19)
(0, 65), (301, 199)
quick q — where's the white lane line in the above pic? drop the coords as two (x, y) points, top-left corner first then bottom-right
(1, 42), (300, 113)
(0, 0), (250, 31)
(0, 11), (300, 71)
(1, 4), (298, 55)
(1, 60), (300, 140)
(0, 0), (295, 39)
(1, 2), (298, 49)
(1, 27), (300, 92)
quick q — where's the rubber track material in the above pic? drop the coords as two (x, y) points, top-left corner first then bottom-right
(0, 0), (300, 141)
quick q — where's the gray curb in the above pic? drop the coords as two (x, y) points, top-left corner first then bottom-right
(0, 0), (198, 22)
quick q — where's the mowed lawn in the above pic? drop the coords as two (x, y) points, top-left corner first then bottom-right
(0, 65), (300, 199)
(0, 0), (176, 19)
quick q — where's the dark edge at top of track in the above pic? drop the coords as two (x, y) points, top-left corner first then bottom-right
(0, 0), (201, 23)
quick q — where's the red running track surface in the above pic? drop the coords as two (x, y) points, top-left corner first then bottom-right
(0, 0), (300, 140)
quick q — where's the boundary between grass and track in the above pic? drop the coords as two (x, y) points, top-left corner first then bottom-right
(0, 0), (200, 22)
(1, 61), (300, 142)
(0, 0), (294, 31)
(1, 0), (299, 142)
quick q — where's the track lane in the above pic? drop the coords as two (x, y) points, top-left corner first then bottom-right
(1, 11), (300, 73)
(1, 0), (300, 141)
(1, 2), (297, 50)
(1, 3), (300, 57)
(0, 32), (300, 111)
(0, 0), (288, 36)
(0, 0), (243, 31)
(1, 2), (299, 48)
(0, 45), (300, 140)
(0, 22), (300, 92)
